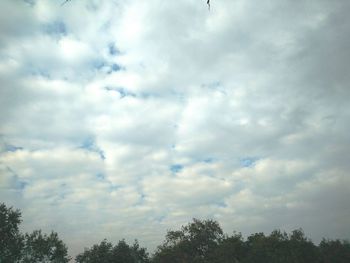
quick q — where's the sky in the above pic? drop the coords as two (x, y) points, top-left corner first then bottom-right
(1, 0), (350, 258)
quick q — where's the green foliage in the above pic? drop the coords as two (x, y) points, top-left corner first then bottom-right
(0, 202), (70, 263)
(21, 230), (70, 263)
(208, 232), (246, 263)
(75, 239), (150, 263)
(2, 203), (350, 263)
(75, 239), (114, 263)
(287, 229), (319, 263)
(153, 218), (224, 263)
(319, 239), (350, 263)
(152, 219), (350, 263)
(0, 203), (24, 262)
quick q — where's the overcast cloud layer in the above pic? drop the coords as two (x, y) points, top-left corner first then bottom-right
(1, 0), (350, 258)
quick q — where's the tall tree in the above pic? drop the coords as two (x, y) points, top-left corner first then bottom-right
(153, 218), (223, 263)
(0, 203), (24, 262)
(287, 229), (319, 263)
(21, 230), (70, 263)
(209, 232), (246, 263)
(319, 239), (350, 263)
(75, 239), (114, 263)
(0, 203), (70, 263)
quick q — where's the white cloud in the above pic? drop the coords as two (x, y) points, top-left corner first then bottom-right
(1, 0), (350, 258)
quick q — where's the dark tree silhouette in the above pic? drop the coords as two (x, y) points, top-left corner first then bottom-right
(0, 203), (70, 263)
(153, 218), (223, 263)
(22, 230), (70, 263)
(152, 219), (350, 263)
(76, 239), (149, 263)
(0, 203), (23, 262)
(2, 203), (350, 263)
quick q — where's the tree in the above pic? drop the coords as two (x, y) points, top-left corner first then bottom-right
(0, 203), (70, 263)
(0, 203), (24, 262)
(75, 239), (114, 263)
(75, 239), (149, 263)
(112, 240), (143, 263)
(287, 229), (319, 263)
(319, 239), (350, 263)
(153, 218), (224, 263)
(130, 240), (150, 263)
(209, 232), (246, 263)
(3, 202), (350, 263)
(243, 232), (269, 263)
(21, 230), (70, 263)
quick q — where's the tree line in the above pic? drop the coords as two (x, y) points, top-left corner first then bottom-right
(1, 203), (349, 262)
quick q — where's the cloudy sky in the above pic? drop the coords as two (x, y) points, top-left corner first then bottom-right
(1, 0), (350, 258)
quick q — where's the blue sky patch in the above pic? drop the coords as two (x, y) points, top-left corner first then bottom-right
(170, 164), (183, 173)
(216, 201), (227, 208)
(96, 173), (105, 180)
(23, 0), (35, 6)
(93, 60), (107, 70)
(203, 157), (215, 163)
(16, 180), (28, 191)
(108, 43), (120, 55)
(6, 166), (27, 191)
(104, 87), (136, 98)
(109, 184), (121, 192)
(42, 20), (67, 37)
(111, 63), (122, 72)
(81, 137), (94, 149)
(240, 157), (259, 168)
(80, 137), (106, 160)
(5, 145), (23, 152)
